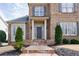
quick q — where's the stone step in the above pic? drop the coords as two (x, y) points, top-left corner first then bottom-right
(24, 40), (54, 46)
(32, 40), (47, 45)
(22, 45), (55, 54)
(24, 40), (47, 45)
(22, 50), (55, 54)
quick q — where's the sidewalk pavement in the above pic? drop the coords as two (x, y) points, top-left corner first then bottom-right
(0, 46), (15, 54)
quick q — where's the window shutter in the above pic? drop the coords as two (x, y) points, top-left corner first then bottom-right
(77, 22), (79, 35)
(44, 6), (46, 16)
(73, 3), (75, 12)
(74, 3), (77, 12)
(59, 3), (61, 12)
(32, 7), (35, 16)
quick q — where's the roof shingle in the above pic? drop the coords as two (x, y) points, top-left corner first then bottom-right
(7, 16), (29, 23)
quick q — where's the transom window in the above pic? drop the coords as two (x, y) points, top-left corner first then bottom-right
(61, 3), (74, 13)
(60, 22), (77, 36)
(34, 6), (45, 16)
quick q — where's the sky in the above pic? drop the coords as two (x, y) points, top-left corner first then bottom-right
(0, 3), (29, 21)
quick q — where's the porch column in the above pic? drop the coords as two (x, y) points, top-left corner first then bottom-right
(44, 20), (47, 40)
(32, 20), (34, 40)
(8, 24), (11, 45)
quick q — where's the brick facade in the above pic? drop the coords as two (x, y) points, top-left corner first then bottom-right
(8, 3), (79, 45)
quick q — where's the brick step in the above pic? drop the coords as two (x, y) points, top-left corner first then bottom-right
(24, 40), (47, 45)
(32, 40), (47, 45)
(24, 40), (55, 46)
(22, 45), (55, 54)
(22, 50), (55, 54)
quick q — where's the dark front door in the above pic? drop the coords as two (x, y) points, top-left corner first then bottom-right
(37, 27), (42, 39)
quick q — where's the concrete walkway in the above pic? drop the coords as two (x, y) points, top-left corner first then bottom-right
(0, 46), (15, 54)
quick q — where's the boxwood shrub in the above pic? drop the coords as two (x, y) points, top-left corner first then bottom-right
(71, 39), (79, 44)
(0, 30), (6, 42)
(63, 39), (69, 44)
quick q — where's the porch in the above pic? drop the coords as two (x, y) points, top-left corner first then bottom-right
(32, 20), (47, 40)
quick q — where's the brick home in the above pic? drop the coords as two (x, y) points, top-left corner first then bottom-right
(7, 3), (79, 45)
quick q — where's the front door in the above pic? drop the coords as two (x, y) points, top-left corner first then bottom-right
(37, 27), (42, 39)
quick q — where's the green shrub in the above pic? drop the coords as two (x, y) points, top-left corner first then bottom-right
(63, 39), (69, 44)
(55, 25), (62, 44)
(14, 41), (23, 51)
(4, 40), (8, 43)
(15, 27), (23, 42)
(0, 30), (6, 42)
(14, 27), (23, 52)
(71, 39), (79, 44)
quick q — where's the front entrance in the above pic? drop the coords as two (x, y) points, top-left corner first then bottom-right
(37, 27), (42, 39)
(32, 20), (47, 40)
(35, 24), (44, 39)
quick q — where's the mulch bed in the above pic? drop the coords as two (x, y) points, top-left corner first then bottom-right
(55, 48), (79, 56)
(0, 45), (30, 56)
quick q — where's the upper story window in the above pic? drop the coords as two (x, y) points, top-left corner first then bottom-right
(61, 3), (74, 13)
(33, 6), (45, 16)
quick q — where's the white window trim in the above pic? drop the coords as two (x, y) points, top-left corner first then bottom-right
(64, 34), (77, 36)
(34, 6), (44, 16)
(61, 3), (74, 13)
(60, 22), (77, 36)
(11, 24), (26, 42)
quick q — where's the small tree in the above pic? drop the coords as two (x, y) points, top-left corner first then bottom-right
(14, 27), (23, 52)
(55, 25), (62, 44)
(0, 30), (6, 46)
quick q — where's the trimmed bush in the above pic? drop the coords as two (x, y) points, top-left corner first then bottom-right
(55, 25), (62, 44)
(63, 39), (69, 44)
(71, 39), (79, 44)
(0, 30), (6, 42)
(14, 41), (23, 51)
(15, 27), (23, 42)
(14, 27), (23, 52)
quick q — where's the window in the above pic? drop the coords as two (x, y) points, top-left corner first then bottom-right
(34, 6), (45, 16)
(13, 26), (16, 35)
(60, 22), (77, 36)
(61, 3), (74, 13)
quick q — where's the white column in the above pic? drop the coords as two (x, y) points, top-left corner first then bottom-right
(32, 20), (34, 40)
(44, 20), (47, 40)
